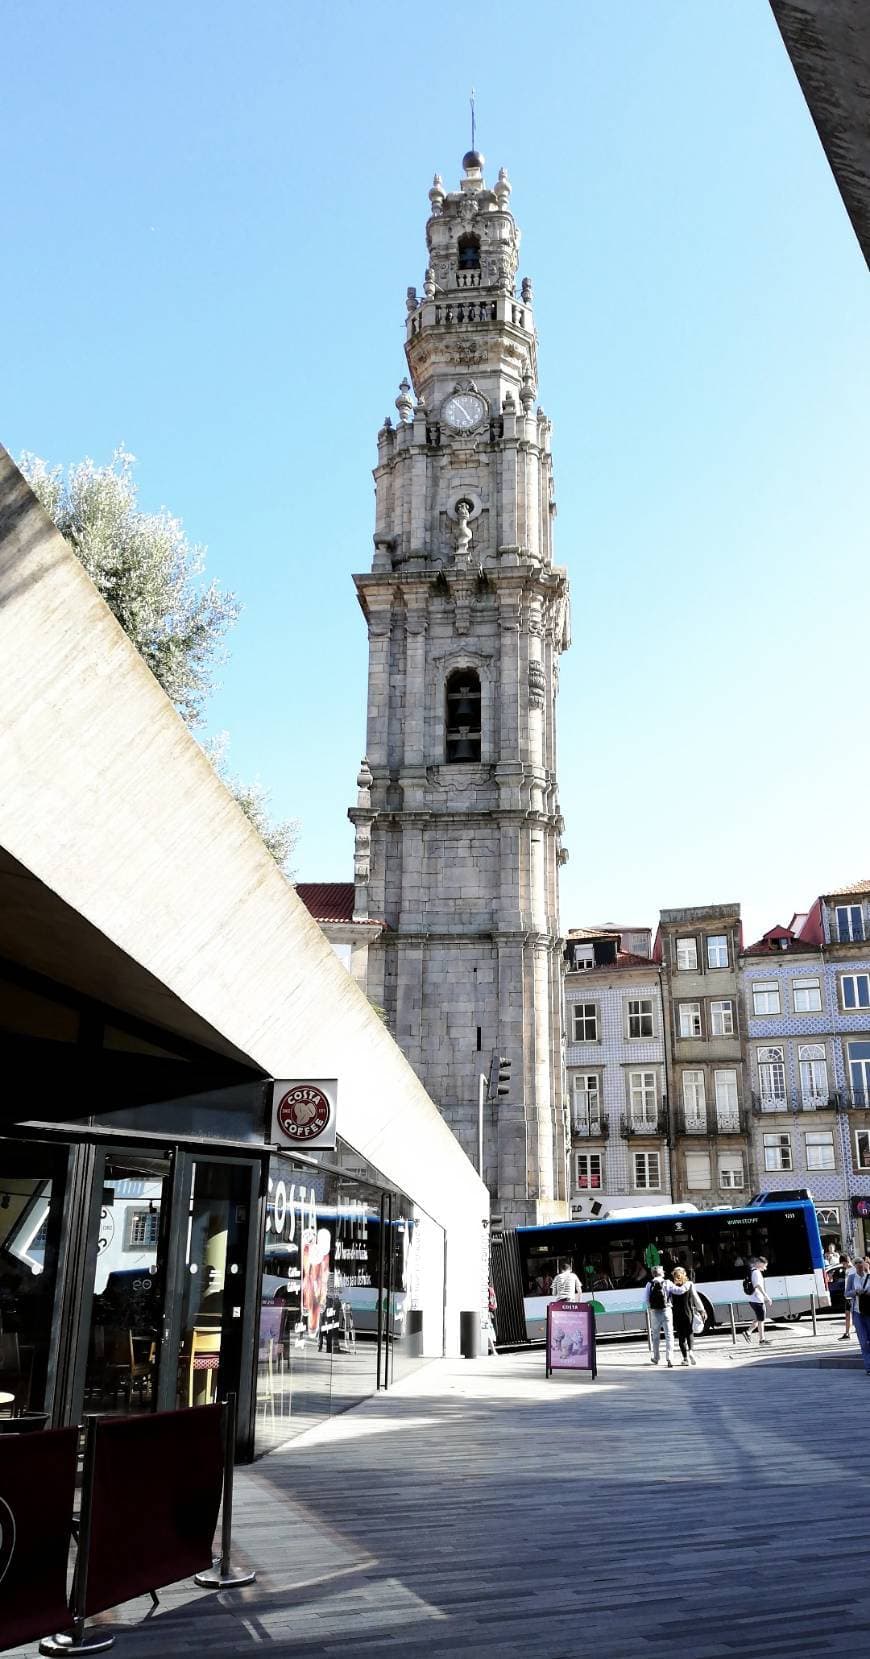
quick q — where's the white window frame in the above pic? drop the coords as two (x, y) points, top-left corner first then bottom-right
(718, 1154), (744, 1190)
(627, 997), (654, 1039)
(572, 1073), (601, 1134)
(763, 1132), (792, 1172)
(714, 1068), (740, 1130)
(805, 1129), (835, 1171)
(676, 938), (698, 971)
(572, 1001), (598, 1042)
(706, 934), (729, 969)
(629, 1070), (658, 1125)
(792, 977), (822, 1013)
(798, 1044), (828, 1107)
(710, 999), (735, 1037)
(841, 974), (870, 1012)
(125, 1208), (160, 1250)
(752, 981), (781, 1016)
(682, 1069), (706, 1127)
(575, 1151), (603, 1191)
(757, 1046), (786, 1105)
(633, 1151), (661, 1191)
(685, 1151), (712, 1191)
(835, 904), (865, 943)
(855, 1131), (870, 1172)
(847, 1040), (870, 1107)
(678, 1001), (702, 1038)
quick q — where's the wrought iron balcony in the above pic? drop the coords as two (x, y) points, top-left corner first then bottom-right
(676, 1105), (749, 1135)
(751, 1090), (841, 1116)
(620, 1110), (666, 1138)
(679, 1110), (709, 1136)
(571, 1116), (610, 1141)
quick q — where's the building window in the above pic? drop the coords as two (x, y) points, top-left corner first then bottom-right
(718, 1154), (744, 1189)
(572, 1074), (601, 1134)
(764, 1133), (792, 1172)
(676, 938), (698, 971)
(752, 981), (781, 1016)
(685, 1152), (712, 1190)
(678, 1001), (702, 1038)
(445, 668), (481, 763)
(710, 999), (735, 1036)
(855, 1131), (870, 1171)
(714, 1069), (740, 1129)
(841, 974), (870, 1011)
(125, 1209), (160, 1250)
(682, 1069), (706, 1126)
(835, 904), (865, 943)
(629, 1071), (658, 1124)
(798, 1044), (829, 1107)
(457, 232), (481, 271)
(707, 935), (728, 969)
(792, 977), (822, 1013)
(575, 1152), (603, 1190)
(633, 1151), (661, 1190)
(757, 1046), (786, 1105)
(627, 998), (653, 1039)
(848, 1040), (870, 1107)
(572, 1002), (598, 1043)
(805, 1130), (835, 1171)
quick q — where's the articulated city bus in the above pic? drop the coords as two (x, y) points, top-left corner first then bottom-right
(516, 1200), (828, 1339)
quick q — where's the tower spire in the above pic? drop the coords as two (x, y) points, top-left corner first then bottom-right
(470, 86), (476, 153)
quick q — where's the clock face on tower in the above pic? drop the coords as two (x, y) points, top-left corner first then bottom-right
(442, 392), (487, 431)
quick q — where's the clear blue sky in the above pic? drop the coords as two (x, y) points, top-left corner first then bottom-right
(4, 1), (869, 945)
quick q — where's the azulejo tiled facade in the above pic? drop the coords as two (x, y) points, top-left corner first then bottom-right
(562, 883), (870, 1252)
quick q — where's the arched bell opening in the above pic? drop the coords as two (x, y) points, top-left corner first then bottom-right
(445, 669), (481, 763)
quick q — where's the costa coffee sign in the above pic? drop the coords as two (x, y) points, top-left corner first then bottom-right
(271, 1079), (338, 1150)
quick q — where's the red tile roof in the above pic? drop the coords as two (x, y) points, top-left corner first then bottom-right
(823, 879), (870, 898)
(295, 882), (357, 923)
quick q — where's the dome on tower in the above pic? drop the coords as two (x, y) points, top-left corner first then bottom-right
(462, 149), (485, 172)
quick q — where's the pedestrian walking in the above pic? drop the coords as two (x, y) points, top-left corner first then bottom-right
(670, 1266), (704, 1366)
(551, 1259), (583, 1299)
(645, 1265), (675, 1368)
(851, 1256), (870, 1377)
(742, 1254), (773, 1345)
(841, 1254), (856, 1340)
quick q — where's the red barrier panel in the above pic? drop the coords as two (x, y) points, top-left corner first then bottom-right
(0, 1427), (77, 1649)
(84, 1404), (223, 1617)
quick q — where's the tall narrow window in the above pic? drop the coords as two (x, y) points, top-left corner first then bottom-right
(457, 233), (481, 270)
(798, 1044), (828, 1107)
(757, 1047), (786, 1105)
(445, 669), (481, 763)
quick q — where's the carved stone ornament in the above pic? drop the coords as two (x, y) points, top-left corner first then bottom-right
(445, 340), (487, 368)
(528, 661), (546, 710)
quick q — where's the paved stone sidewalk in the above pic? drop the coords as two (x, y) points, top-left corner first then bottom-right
(39, 1330), (870, 1658)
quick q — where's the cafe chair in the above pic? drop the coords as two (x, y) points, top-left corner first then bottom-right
(187, 1328), (221, 1406)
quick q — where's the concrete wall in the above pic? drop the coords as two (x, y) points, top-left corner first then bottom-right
(0, 446), (488, 1352)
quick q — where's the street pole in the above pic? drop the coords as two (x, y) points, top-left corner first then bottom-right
(478, 1071), (487, 1179)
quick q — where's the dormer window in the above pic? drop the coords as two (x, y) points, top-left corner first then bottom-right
(445, 669), (481, 763)
(457, 233), (481, 271)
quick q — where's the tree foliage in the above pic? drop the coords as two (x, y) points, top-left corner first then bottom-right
(20, 448), (239, 726)
(21, 447), (297, 872)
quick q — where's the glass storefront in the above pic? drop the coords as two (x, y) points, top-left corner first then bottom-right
(255, 1153), (445, 1453)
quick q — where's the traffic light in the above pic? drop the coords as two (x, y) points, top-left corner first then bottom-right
(496, 1056), (511, 1099)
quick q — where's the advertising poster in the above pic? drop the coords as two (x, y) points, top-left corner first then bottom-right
(546, 1299), (597, 1379)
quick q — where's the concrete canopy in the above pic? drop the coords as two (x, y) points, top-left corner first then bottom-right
(0, 447), (487, 1337)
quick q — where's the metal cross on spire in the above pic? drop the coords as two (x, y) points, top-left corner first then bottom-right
(470, 86), (476, 152)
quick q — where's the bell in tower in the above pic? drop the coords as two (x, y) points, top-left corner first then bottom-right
(348, 151), (571, 1228)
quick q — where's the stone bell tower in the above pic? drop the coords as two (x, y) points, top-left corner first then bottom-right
(349, 150), (571, 1226)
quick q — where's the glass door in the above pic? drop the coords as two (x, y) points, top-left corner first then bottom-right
(167, 1157), (257, 1438)
(81, 1149), (173, 1416)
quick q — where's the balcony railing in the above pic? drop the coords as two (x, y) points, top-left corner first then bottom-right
(620, 1110), (666, 1138)
(679, 1110), (709, 1135)
(751, 1091), (841, 1115)
(676, 1105), (749, 1135)
(572, 1116), (610, 1141)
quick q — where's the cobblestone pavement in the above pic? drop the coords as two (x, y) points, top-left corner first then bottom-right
(42, 1323), (870, 1658)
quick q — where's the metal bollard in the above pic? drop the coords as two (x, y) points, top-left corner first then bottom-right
(194, 1395), (255, 1590)
(811, 1291), (818, 1337)
(729, 1303), (737, 1345)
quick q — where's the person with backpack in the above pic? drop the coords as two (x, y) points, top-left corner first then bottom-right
(742, 1254), (773, 1345)
(851, 1255), (870, 1375)
(644, 1265), (675, 1367)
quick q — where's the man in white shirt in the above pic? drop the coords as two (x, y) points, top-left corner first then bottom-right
(743, 1255), (773, 1345)
(551, 1259), (583, 1300)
